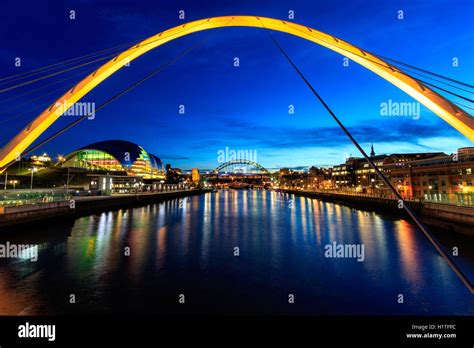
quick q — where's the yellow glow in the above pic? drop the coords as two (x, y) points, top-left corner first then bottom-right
(0, 16), (472, 172)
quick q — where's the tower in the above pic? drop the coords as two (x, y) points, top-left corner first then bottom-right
(370, 143), (375, 157)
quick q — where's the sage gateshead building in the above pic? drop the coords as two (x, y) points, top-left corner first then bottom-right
(60, 140), (166, 180)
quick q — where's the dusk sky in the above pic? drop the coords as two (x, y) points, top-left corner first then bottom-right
(0, 0), (472, 170)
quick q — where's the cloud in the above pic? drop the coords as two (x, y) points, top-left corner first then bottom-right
(186, 116), (464, 151)
(170, 115), (472, 169)
(159, 155), (190, 160)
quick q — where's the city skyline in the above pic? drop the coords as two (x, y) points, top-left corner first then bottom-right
(0, 1), (473, 344)
(20, 142), (468, 173)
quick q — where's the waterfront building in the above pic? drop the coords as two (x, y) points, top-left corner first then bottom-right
(192, 168), (200, 182)
(331, 145), (443, 193)
(331, 157), (358, 188)
(291, 146), (473, 205)
(353, 152), (443, 194)
(60, 140), (165, 180)
(279, 169), (307, 189)
(388, 147), (474, 204)
(30, 153), (52, 167)
(307, 166), (332, 190)
(165, 165), (184, 184)
(87, 174), (144, 194)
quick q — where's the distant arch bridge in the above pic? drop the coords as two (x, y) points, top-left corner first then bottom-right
(0, 15), (472, 172)
(213, 159), (270, 175)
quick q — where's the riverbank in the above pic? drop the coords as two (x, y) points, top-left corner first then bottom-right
(0, 189), (209, 231)
(1, 188), (473, 318)
(281, 189), (474, 236)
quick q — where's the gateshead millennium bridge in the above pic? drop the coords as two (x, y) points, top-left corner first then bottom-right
(0, 16), (473, 172)
(0, 15), (472, 294)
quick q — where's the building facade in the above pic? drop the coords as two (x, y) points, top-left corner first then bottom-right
(192, 168), (200, 182)
(389, 148), (473, 204)
(331, 149), (443, 194)
(281, 146), (474, 205)
(61, 140), (165, 180)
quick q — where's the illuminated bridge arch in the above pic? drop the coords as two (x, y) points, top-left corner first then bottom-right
(214, 159), (270, 175)
(0, 16), (472, 171)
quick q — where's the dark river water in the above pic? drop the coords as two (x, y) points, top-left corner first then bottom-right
(0, 190), (473, 316)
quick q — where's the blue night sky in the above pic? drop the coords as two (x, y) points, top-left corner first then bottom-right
(0, 0), (473, 170)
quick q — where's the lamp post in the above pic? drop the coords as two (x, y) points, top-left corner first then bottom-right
(4, 172), (7, 190)
(30, 167), (37, 189)
(66, 166), (70, 192)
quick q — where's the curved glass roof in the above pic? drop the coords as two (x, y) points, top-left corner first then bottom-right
(76, 140), (163, 170)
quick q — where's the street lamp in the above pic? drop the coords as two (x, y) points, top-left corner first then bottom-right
(427, 185), (433, 199)
(30, 167), (38, 189)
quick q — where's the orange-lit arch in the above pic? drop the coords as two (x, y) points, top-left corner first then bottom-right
(0, 16), (472, 171)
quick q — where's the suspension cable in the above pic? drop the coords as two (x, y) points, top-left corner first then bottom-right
(263, 27), (474, 294)
(376, 54), (474, 89)
(0, 51), (123, 93)
(0, 39), (142, 84)
(414, 79), (473, 103)
(0, 45), (198, 163)
(0, 19), (214, 93)
(273, 25), (473, 111)
(2, 20), (471, 119)
(0, 18), (234, 171)
(0, 65), (99, 104)
(390, 67), (474, 94)
(1, 83), (75, 114)
(454, 101), (474, 111)
(0, 92), (67, 130)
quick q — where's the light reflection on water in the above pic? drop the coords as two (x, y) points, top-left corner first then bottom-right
(0, 190), (473, 316)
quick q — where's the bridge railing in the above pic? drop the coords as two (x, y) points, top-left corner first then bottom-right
(285, 188), (474, 207)
(0, 189), (71, 207)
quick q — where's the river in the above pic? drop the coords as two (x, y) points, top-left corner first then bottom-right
(0, 189), (472, 316)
